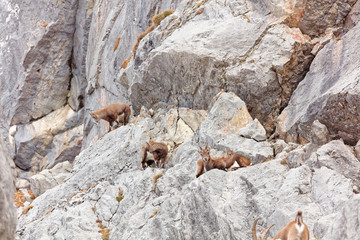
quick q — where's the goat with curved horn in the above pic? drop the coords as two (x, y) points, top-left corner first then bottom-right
(252, 211), (309, 240)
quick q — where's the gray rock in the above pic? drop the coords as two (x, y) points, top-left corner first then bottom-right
(344, 0), (360, 32)
(119, 0), (315, 134)
(355, 139), (360, 160)
(323, 194), (360, 240)
(0, 137), (16, 240)
(312, 167), (353, 215)
(13, 105), (83, 171)
(277, 20), (360, 146)
(196, 92), (273, 164)
(306, 140), (360, 186)
(0, 0), (78, 126)
(298, 0), (354, 37)
(313, 213), (337, 239)
(310, 120), (330, 145)
(238, 118), (267, 141)
(30, 161), (73, 197)
(69, 0), (94, 111)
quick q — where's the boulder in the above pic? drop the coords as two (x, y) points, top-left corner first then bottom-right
(13, 105), (83, 172)
(323, 195), (360, 240)
(30, 161), (73, 197)
(306, 140), (360, 186)
(277, 20), (360, 146)
(196, 92), (273, 164)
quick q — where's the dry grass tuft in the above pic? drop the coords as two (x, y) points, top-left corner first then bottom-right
(116, 188), (124, 202)
(149, 209), (159, 218)
(28, 189), (36, 200)
(97, 220), (110, 240)
(280, 159), (288, 165)
(122, 9), (174, 70)
(151, 10), (174, 26)
(45, 207), (54, 215)
(153, 173), (163, 190)
(21, 205), (34, 216)
(132, 25), (155, 57)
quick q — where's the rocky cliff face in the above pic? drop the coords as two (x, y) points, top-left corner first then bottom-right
(1, 0), (360, 239)
(0, 125), (16, 239)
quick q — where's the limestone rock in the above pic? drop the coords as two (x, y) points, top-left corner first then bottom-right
(277, 20), (360, 146)
(0, 0), (78, 127)
(310, 120), (330, 145)
(323, 195), (360, 240)
(298, 0), (355, 37)
(119, 0), (315, 134)
(30, 161), (73, 197)
(69, 0), (94, 111)
(196, 92), (273, 164)
(355, 140), (360, 160)
(306, 140), (360, 186)
(13, 105), (83, 171)
(238, 118), (267, 141)
(344, 0), (360, 32)
(0, 138), (16, 240)
(312, 167), (353, 215)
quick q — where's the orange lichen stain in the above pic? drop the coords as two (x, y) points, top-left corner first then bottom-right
(196, 8), (204, 15)
(113, 37), (120, 52)
(14, 191), (26, 208)
(120, 55), (132, 69)
(40, 20), (48, 27)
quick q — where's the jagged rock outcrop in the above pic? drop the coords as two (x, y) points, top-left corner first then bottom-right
(0, 138), (16, 240)
(82, 0), (181, 148)
(0, 0), (78, 126)
(16, 92), (360, 240)
(277, 19), (360, 146)
(119, 0), (319, 134)
(13, 105), (83, 172)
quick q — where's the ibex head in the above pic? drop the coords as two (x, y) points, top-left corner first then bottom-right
(199, 146), (211, 163)
(252, 211), (309, 240)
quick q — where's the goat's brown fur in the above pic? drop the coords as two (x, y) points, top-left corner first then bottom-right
(90, 102), (131, 132)
(225, 150), (252, 170)
(252, 211), (309, 240)
(141, 141), (168, 169)
(196, 147), (251, 178)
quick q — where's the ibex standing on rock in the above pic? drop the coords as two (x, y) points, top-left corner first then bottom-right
(196, 147), (251, 178)
(252, 211), (309, 240)
(90, 102), (131, 132)
(141, 141), (168, 169)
